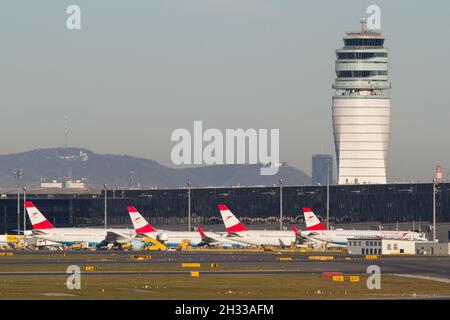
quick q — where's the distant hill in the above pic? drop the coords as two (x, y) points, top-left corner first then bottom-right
(0, 148), (311, 188)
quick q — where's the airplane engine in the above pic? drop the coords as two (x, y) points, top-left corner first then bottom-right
(157, 232), (168, 242)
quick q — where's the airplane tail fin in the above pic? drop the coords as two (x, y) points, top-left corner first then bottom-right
(218, 204), (248, 233)
(25, 201), (55, 230)
(302, 207), (327, 231)
(127, 206), (156, 234)
(291, 224), (300, 238)
(197, 226), (206, 237)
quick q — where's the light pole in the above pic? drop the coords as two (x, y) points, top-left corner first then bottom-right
(326, 158), (331, 229)
(279, 179), (283, 231)
(103, 184), (108, 229)
(14, 169), (22, 239)
(186, 181), (191, 232)
(432, 179), (436, 242)
(23, 187), (27, 235)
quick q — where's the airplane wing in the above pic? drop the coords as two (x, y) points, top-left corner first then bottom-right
(25, 230), (52, 244)
(197, 227), (250, 247)
(134, 233), (151, 239)
(103, 231), (131, 244)
(197, 226), (220, 246)
(31, 230), (47, 236)
(292, 224), (325, 245)
(225, 232), (244, 238)
(296, 231), (346, 248)
(219, 233), (257, 247)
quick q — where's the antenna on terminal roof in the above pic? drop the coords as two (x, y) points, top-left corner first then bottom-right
(360, 16), (368, 33)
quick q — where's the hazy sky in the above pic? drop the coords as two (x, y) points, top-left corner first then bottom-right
(0, 0), (449, 182)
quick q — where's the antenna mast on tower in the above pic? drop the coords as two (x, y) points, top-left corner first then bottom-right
(360, 16), (368, 33)
(64, 115), (69, 149)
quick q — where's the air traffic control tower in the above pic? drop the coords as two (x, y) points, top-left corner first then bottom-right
(332, 18), (391, 184)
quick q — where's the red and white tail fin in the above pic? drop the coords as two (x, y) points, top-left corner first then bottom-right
(25, 201), (55, 230)
(302, 208), (327, 231)
(218, 204), (248, 233)
(127, 206), (156, 234)
(197, 226), (206, 238)
(291, 224), (300, 238)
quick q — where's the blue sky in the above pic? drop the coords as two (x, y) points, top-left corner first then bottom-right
(0, 0), (449, 181)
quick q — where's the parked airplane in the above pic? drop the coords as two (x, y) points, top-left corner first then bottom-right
(218, 204), (296, 247)
(127, 206), (159, 238)
(298, 207), (428, 246)
(127, 206), (243, 248)
(25, 201), (134, 247)
(196, 226), (247, 248)
(127, 206), (200, 247)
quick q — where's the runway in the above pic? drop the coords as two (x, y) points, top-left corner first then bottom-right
(1, 251), (450, 279)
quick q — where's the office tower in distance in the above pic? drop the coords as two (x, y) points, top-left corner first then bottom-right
(312, 154), (333, 186)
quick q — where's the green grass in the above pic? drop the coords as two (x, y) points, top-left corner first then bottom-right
(0, 274), (449, 299)
(1, 252), (449, 299)
(0, 252), (326, 272)
(0, 262), (321, 272)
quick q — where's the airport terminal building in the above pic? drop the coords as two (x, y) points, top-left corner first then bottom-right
(0, 183), (449, 234)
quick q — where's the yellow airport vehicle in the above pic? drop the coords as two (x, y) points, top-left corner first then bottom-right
(308, 255), (334, 261)
(142, 237), (167, 251)
(299, 247), (313, 253)
(130, 254), (151, 261)
(210, 263), (219, 268)
(365, 255), (380, 260)
(6, 235), (18, 243)
(191, 271), (200, 277)
(0, 252), (14, 256)
(263, 246), (277, 252)
(13, 244), (26, 250)
(181, 263), (201, 268)
(276, 257), (293, 261)
(332, 275), (345, 282)
(332, 275), (360, 282)
(121, 243), (132, 250)
(177, 240), (192, 251)
(84, 266), (98, 271)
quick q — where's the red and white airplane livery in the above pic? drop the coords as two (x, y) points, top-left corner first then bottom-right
(25, 201), (134, 247)
(297, 207), (427, 246)
(127, 206), (159, 237)
(127, 206), (243, 248)
(218, 204), (296, 247)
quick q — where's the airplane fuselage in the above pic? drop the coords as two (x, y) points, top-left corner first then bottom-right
(300, 229), (427, 246)
(224, 230), (296, 247)
(31, 228), (136, 246)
